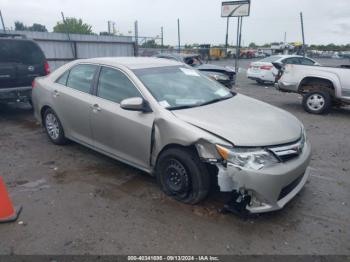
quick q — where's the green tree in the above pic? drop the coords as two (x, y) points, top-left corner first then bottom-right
(14, 21), (26, 31)
(53, 18), (93, 34)
(248, 42), (257, 48)
(30, 23), (47, 32)
(99, 31), (112, 36)
(141, 39), (158, 48)
(14, 21), (47, 32)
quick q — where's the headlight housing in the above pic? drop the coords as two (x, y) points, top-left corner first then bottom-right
(202, 71), (229, 81)
(216, 145), (279, 170)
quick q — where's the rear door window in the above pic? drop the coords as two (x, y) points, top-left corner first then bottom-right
(0, 40), (45, 64)
(299, 58), (315, 65)
(97, 67), (141, 103)
(282, 57), (300, 64)
(66, 64), (97, 93)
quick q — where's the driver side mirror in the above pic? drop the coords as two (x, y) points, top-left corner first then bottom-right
(120, 97), (152, 113)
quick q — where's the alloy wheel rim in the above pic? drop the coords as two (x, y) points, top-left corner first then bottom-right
(45, 113), (60, 140)
(307, 94), (325, 111)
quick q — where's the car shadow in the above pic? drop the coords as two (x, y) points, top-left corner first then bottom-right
(0, 102), (33, 119)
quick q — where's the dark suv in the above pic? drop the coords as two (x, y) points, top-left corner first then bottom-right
(0, 34), (50, 104)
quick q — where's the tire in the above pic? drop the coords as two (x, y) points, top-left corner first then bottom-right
(256, 80), (264, 85)
(302, 91), (332, 114)
(156, 147), (210, 204)
(43, 108), (68, 145)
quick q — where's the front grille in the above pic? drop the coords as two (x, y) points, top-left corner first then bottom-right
(268, 135), (305, 163)
(278, 174), (304, 200)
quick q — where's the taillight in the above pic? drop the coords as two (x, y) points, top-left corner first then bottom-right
(32, 80), (37, 89)
(260, 65), (273, 70)
(44, 61), (50, 75)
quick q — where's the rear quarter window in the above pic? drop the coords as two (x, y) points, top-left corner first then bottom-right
(0, 40), (46, 64)
(66, 64), (97, 93)
(56, 70), (70, 86)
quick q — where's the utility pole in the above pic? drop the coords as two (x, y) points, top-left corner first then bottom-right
(239, 17), (243, 49)
(300, 12), (306, 56)
(161, 26), (164, 49)
(61, 12), (76, 59)
(177, 18), (181, 53)
(134, 20), (139, 56)
(225, 17), (230, 55)
(108, 21), (111, 34)
(0, 10), (6, 32)
(234, 17), (244, 74)
(234, 17), (241, 74)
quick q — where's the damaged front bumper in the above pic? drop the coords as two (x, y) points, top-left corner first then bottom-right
(215, 141), (311, 214)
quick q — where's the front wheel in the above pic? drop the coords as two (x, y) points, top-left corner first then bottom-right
(43, 108), (68, 145)
(156, 147), (210, 204)
(302, 91), (331, 114)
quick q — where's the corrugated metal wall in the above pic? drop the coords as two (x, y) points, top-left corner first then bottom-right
(0, 30), (135, 69)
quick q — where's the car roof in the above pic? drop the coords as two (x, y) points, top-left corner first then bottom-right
(157, 53), (199, 59)
(81, 57), (183, 69)
(275, 55), (304, 58)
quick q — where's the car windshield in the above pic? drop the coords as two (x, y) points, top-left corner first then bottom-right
(133, 66), (234, 110)
(259, 56), (282, 63)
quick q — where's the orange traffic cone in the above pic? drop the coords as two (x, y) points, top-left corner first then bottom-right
(0, 176), (22, 223)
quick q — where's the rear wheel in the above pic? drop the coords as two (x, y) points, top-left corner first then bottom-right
(256, 79), (264, 85)
(156, 147), (210, 204)
(302, 91), (331, 114)
(43, 108), (68, 145)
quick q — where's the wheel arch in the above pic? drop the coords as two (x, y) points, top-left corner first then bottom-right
(40, 105), (68, 137)
(298, 77), (336, 97)
(40, 105), (52, 123)
(153, 143), (197, 169)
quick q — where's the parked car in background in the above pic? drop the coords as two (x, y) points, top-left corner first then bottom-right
(247, 55), (319, 84)
(0, 34), (50, 105)
(275, 62), (350, 114)
(155, 53), (236, 88)
(32, 57), (311, 214)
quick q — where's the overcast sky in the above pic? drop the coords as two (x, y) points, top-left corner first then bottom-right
(1, 0), (349, 46)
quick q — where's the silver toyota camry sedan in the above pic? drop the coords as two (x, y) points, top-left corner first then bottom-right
(32, 57), (311, 214)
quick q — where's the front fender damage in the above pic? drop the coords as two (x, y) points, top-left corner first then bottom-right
(149, 117), (254, 215)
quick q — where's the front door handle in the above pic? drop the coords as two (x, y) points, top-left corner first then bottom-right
(92, 104), (101, 112)
(53, 90), (60, 97)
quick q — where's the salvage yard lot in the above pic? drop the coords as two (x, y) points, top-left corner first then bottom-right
(0, 58), (349, 255)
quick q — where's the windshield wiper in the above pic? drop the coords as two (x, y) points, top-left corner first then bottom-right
(198, 95), (233, 107)
(168, 104), (200, 110)
(168, 94), (233, 110)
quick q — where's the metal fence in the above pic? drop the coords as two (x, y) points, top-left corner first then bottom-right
(0, 30), (135, 69)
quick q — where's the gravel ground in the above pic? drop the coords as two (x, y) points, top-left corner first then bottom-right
(0, 58), (349, 255)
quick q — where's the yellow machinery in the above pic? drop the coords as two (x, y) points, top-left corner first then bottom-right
(210, 47), (225, 60)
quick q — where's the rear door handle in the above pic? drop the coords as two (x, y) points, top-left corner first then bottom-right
(92, 104), (101, 112)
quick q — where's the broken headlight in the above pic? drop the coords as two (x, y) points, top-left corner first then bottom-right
(195, 140), (223, 162)
(216, 145), (279, 170)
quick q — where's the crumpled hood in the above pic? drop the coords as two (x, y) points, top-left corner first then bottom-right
(172, 94), (302, 147)
(197, 64), (234, 73)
